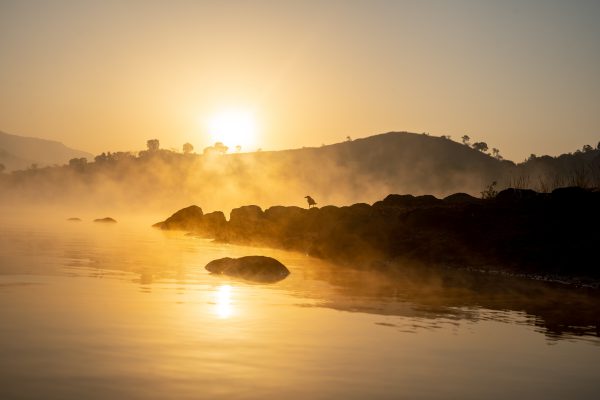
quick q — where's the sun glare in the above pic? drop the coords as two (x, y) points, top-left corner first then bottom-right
(207, 110), (257, 151)
(214, 284), (234, 319)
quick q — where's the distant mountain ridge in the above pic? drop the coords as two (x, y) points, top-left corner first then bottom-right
(0, 130), (93, 171)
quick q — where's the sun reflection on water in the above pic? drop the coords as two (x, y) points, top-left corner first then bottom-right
(214, 284), (234, 319)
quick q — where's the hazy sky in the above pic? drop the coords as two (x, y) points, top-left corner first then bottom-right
(1, 0), (599, 161)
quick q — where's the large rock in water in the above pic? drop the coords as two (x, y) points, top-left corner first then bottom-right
(153, 206), (227, 236)
(153, 205), (204, 230)
(205, 256), (290, 283)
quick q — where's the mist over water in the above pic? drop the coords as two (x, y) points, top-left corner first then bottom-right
(1, 207), (599, 399)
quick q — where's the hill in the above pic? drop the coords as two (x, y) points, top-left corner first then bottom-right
(1, 131), (598, 212)
(0, 131), (513, 211)
(0, 130), (93, 171)
(238, 132), (513, 203)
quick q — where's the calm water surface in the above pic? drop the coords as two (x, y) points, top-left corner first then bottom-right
(1, 209), (599, 399)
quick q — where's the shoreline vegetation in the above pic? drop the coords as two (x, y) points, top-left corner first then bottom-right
(154, 186), (600, 288)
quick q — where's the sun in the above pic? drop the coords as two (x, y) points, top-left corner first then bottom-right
(206, 109), (258, 151)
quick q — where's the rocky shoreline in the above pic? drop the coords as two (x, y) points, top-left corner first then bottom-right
(154, 187), (600, 283)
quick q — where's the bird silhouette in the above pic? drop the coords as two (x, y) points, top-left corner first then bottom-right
(305, 195), (317, 209)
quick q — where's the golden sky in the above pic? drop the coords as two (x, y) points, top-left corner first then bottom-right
(1, 0), (599, 161)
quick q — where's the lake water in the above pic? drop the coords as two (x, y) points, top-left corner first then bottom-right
(1, 209), (599, 399)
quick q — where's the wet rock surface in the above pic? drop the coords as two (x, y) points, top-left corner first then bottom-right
(153, 205), (225, 235)
(205, 256), (290, 283)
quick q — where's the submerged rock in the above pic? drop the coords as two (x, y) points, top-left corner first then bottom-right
(205, 256), (290, 283)
(94, 217), (117, 223)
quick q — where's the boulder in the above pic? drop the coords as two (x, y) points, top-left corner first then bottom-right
(229, 205), (263, 226)
(551, 186), (589, 201)
(202, 211), (227, 232)
(443, 192), (481, 204)
(375, 194), (415, 208)
(153, 205), (203, 230)
(373, 194), (441, 208)
(414, 195), (443, 206)
(94, 217), (117, 223)
(263, 205), (307, 222)
(205, 256), (290, 283)
(226, 205), (265, 242)
(495, 188), (538, 202)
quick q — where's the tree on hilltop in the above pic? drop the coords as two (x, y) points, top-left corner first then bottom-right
(183, 142), (194, 154)
(472, 142), (489, 153)
(492, 148), (503, 160)
(213, 142), (228, 154)
(69, 157), (87, 171)
(147, 139), (160, 151)
(203, 142), (229, 155)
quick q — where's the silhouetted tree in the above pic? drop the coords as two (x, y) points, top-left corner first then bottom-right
(481, 181), (498, 199)
(214, 142), (228, 154)
(582, 144), (593, 153)
(441, 135), (451, 140)
(95, 152), (108, 163)
(492, 148), (503, 160)
(346, 136), (352, 141)
(110, 151), (134, 161)
(472, 142), (488, 153)
(183, 142), (194, 154)
(147, 139), (160, 151)
(203, 142), (228, 155)
(461, 135), (470, 145)
(597, 141), (600, 150)
(235, 145), (242, 152)
(69, 157), (87, 171)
